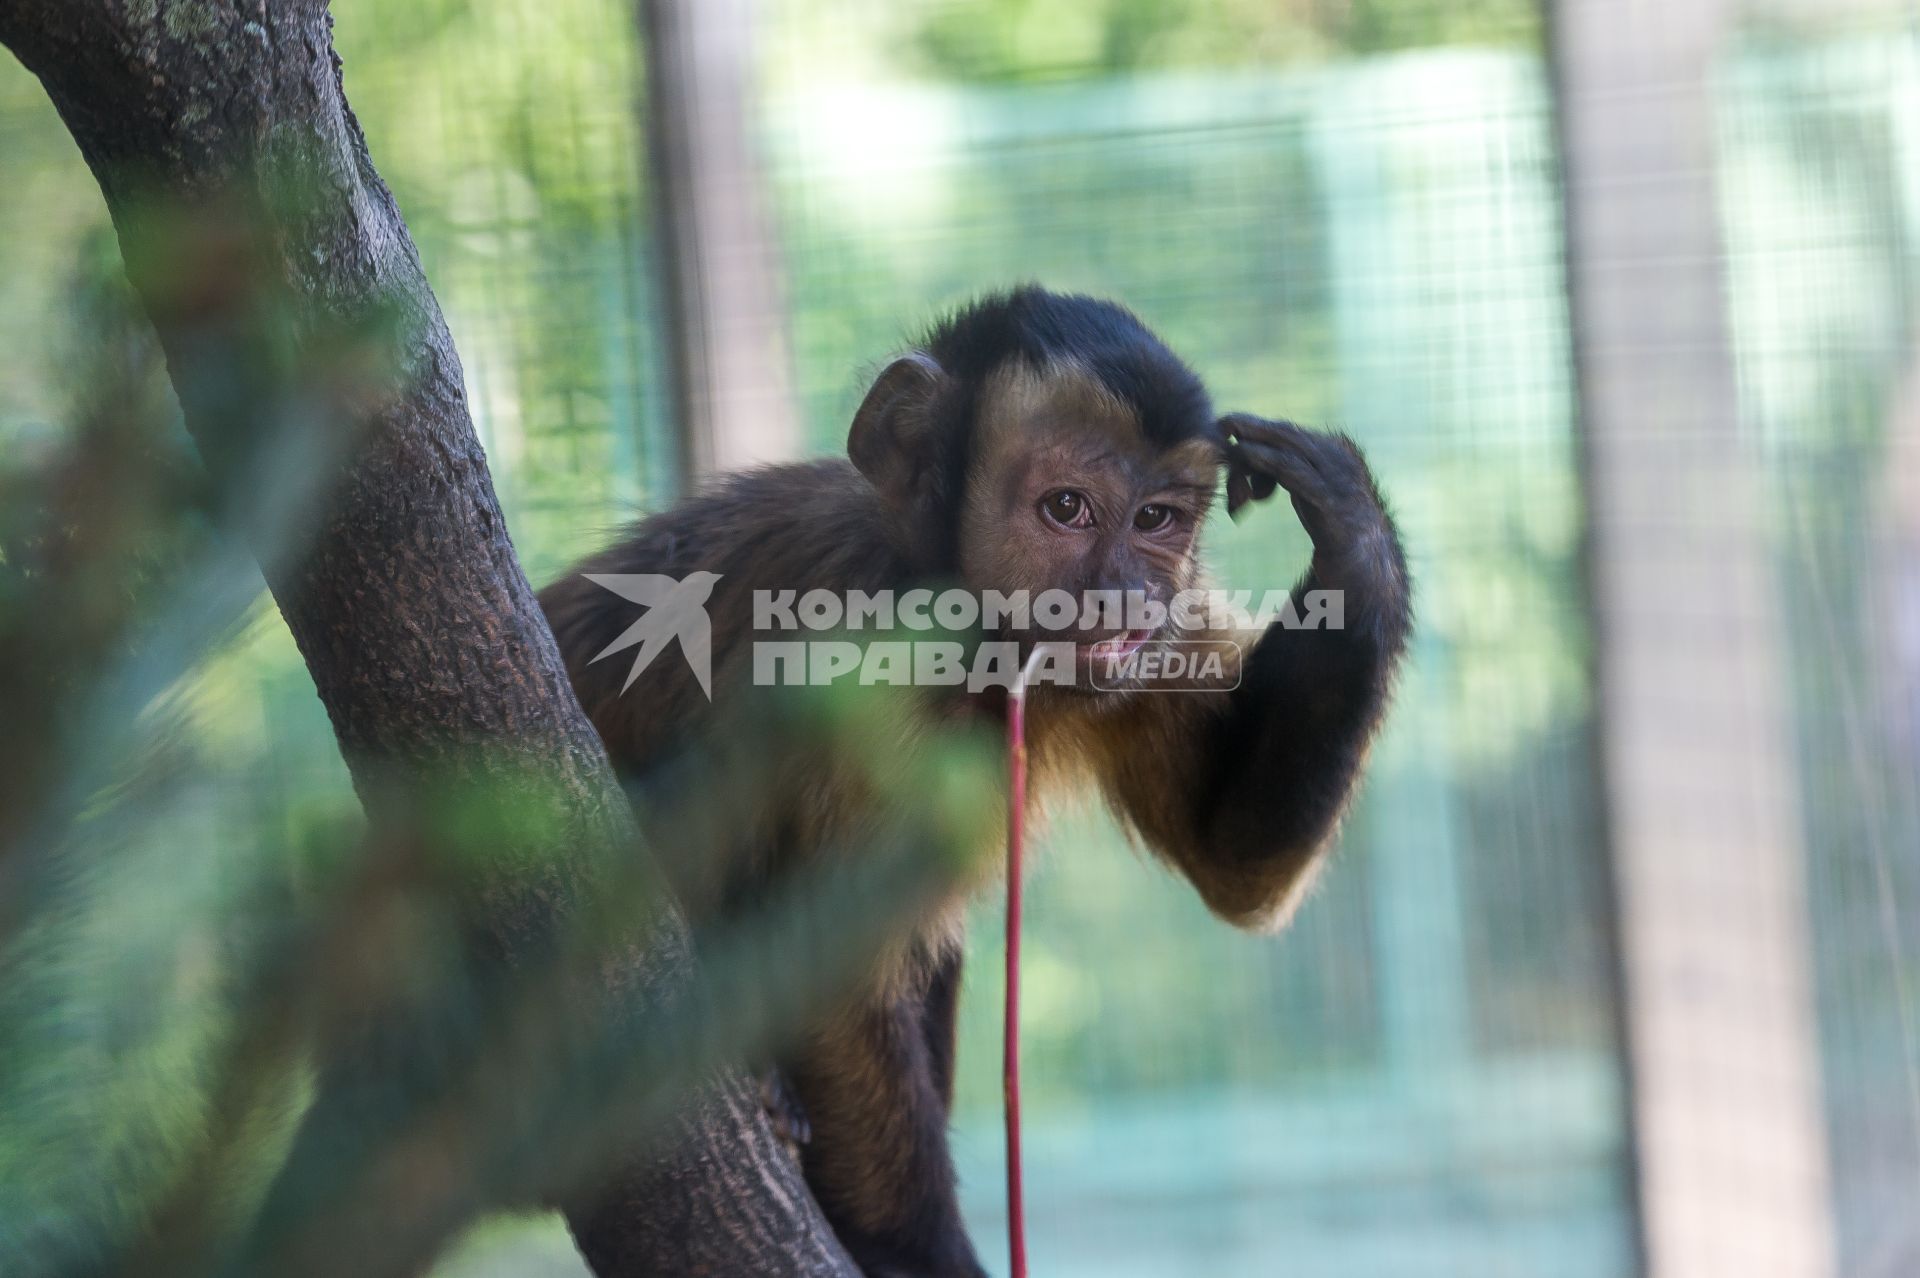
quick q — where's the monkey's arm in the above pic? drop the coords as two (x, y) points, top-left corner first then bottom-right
(1106, 416), (1411, 929)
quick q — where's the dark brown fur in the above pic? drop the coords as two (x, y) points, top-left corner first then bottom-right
(539, 288), (1410, 1277)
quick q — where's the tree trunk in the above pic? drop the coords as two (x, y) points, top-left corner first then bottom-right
(0, 3), (857, 1275)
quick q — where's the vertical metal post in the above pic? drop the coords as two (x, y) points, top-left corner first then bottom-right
(639, 0), (800, 488)
(1551, 3), (1836, 1275)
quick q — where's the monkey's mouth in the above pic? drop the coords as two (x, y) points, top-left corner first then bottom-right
(1077, 629), (1156, 662)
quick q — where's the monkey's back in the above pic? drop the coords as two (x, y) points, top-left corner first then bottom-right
(541, 459), (910, 764)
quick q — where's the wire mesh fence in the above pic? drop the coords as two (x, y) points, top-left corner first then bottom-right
(0, 2), (1914, 1276)
(1719, 30), (1920, 1277)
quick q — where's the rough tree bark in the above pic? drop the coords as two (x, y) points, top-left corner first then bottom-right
(0, 3), (859, 1276)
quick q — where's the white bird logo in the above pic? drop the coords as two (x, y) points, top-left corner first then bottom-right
(583, 571), (722, 699)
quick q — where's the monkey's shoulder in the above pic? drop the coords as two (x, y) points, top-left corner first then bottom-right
(536, 457), (922, 770)
(580, 458), (890, 575)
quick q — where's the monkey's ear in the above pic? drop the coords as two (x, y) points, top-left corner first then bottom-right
(848, 352), (948, 507)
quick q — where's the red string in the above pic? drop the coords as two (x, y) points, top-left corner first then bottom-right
(1003, 650), (1042, 1278)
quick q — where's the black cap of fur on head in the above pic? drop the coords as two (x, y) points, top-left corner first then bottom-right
(919, 286), (1216, 452)
(849, 287), (1220, 572)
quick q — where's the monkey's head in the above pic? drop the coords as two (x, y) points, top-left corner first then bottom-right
(849, 287), (1223, 677)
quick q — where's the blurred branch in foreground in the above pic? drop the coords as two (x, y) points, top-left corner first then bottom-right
(0, 4), (996, 1276)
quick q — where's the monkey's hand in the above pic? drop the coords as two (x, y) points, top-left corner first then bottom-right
(1117, 413), (1412, 928)
(1221, 413), (1409, 641)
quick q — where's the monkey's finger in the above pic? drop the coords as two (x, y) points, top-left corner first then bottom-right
(1225, 462), (1278, 520)
(1226, 466), (1253, 519)
(1231, 434), (1390, 552)
(1224, 414), (1352, 482)
(1232, 415), (1381, 502)
(1221, 415), (1326, 480)
(1221, 413), (1314, 451)
(1226, 435), (1328, 502)
(1233, 422), (1380, 514)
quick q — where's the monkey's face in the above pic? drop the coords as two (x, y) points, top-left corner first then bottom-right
(958, 362), (1220, 675)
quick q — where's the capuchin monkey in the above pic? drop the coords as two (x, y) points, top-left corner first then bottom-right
(540, 286), (1410, 1277)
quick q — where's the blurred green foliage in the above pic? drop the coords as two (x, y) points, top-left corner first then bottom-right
(762, 0), (1537, 84)
(0, 230), (1003, 1275)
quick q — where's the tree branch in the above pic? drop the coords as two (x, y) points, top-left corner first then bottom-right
(0, 3), (860, 1274)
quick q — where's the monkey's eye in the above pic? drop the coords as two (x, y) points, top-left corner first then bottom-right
(1134, 503), (1176, 533)
(1039, 489), (1094, 530)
